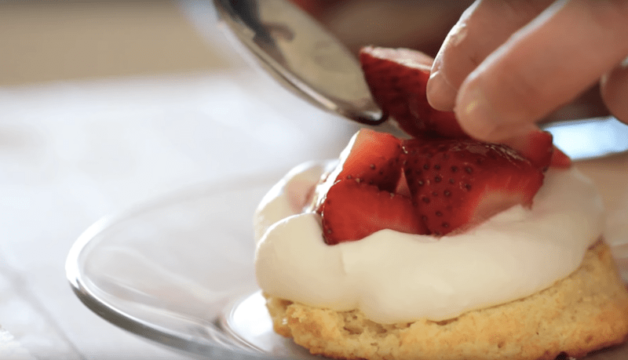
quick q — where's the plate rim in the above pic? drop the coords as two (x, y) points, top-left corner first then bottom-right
(64, 171), (294, 360)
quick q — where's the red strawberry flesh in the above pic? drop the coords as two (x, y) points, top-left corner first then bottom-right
(549, 146), (572, 168)
(312, 129), (404, 212)
(334, 129), (404, 191)
(500, 129), (554, 170)
(360, 46), (468, 139)
(359, 45), (570, 171)
(321, 180), (427, 245)
(314, 44), (563, 243)
(402, 138), (544, 236)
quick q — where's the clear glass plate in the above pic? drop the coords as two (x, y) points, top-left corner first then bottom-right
(66, 171), (628, 360)
(64, 172), (310, 360)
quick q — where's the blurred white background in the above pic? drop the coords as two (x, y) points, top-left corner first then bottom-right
(0, 1), (358, 358)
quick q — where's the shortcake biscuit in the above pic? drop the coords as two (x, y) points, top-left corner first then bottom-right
(265, 241), (628, 360)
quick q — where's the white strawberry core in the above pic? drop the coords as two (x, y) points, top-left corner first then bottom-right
(254, 161), (604, 324)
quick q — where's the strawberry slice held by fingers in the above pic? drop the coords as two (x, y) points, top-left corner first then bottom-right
(499, 129), (572, 170)
(360, 46), (468, 139)
(321, 180), (427, 245)
(312, 129), (404, 212)
(549, 146), (572, 168)
(403, 138), (544, 236)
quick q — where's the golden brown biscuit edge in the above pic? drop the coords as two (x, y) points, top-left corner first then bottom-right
(264, 241), (628, 360)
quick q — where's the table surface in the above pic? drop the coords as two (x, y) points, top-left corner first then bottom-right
(0, 1), (627, 359)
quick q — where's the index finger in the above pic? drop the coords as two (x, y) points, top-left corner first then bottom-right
(426, 0), (553, 111)
(455, 0), (628, 142)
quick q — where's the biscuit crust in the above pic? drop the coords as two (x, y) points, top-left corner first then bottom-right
(265, 241), (628, 360)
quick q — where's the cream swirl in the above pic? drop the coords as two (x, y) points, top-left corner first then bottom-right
(254, 161), (605, 324)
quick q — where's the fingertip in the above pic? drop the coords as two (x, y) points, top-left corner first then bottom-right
(426, 69), (457, 111)
(455, 79), (535, 143)
(426, 22), (468, 112)
(600, 61), (628, 124)
(426, 54), (459, 111)
(454, 80), (494, 140)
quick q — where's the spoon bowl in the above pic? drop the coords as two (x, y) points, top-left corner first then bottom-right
(212, 0), (385, 125)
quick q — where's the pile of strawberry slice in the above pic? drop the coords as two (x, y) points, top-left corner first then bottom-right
(315, 46), (572, 245)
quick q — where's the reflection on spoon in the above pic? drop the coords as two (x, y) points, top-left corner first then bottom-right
(212, 0), (385, 125)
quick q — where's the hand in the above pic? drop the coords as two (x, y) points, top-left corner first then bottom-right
(426, 0), (628, 143)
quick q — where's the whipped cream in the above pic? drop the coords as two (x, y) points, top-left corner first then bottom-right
(254, 161), (605, 324)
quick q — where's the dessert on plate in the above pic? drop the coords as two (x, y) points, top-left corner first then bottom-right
(253, 47), (628, 360)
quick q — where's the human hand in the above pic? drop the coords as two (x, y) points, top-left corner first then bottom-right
(426, 0), (628, 144)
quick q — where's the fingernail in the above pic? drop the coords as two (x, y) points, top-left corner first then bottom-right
(431, 55), (442, 74)
(426, 65), (457, 110)
(447, 23), (468, 47)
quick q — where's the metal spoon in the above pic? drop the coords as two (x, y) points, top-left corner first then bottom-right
(212, 0), (386, 125)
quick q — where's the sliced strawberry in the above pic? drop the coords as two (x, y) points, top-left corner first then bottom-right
(359, 46), (570, 171)
(395, 169), (411, 197)
(334, 128), (404, 190)
(311, 129), (404, 212)
(499, 129), (554, 171)
(321, 180), (427, 244)
(402, 138), (544, 236)
(550, 146), (572, 168)
(359, 46), (468, 139)
(499, 129), (572, 170)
